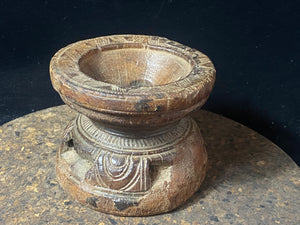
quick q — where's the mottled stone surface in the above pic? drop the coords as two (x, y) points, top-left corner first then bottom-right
(0, 105), (299, 224)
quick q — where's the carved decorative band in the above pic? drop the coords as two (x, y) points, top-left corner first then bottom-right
(75, 114), (191, 156)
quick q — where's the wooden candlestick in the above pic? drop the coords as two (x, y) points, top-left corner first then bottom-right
(50, 35), (215, 216)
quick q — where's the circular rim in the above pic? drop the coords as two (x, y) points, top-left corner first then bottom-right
(50, 35), (216, 114)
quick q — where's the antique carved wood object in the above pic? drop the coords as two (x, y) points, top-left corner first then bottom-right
(49, 35), (216, 216)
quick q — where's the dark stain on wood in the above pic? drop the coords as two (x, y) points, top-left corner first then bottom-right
(86, 197), (98, 208)
(134, 99), (153, 112)
(114, 199), (138, 211)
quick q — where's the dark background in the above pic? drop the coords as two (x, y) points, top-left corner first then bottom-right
(0, 0), (299, 164)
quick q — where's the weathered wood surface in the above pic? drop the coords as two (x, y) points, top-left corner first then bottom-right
(49, 35), (215, 215)
(49, 35), (216, 126)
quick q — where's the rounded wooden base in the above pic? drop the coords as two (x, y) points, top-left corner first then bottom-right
(56, 117), (207, 216)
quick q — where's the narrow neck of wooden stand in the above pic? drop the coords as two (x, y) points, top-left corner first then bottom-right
(91, 118), (180, 138)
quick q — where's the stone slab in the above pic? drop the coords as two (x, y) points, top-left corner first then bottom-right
(0, 105), (299, 224)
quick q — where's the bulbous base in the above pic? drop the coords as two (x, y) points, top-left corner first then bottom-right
(56, 114), (207, 216)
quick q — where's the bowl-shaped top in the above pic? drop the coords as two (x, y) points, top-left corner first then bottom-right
(50, 35), (215, 126)
(79, 46), (193, 87)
